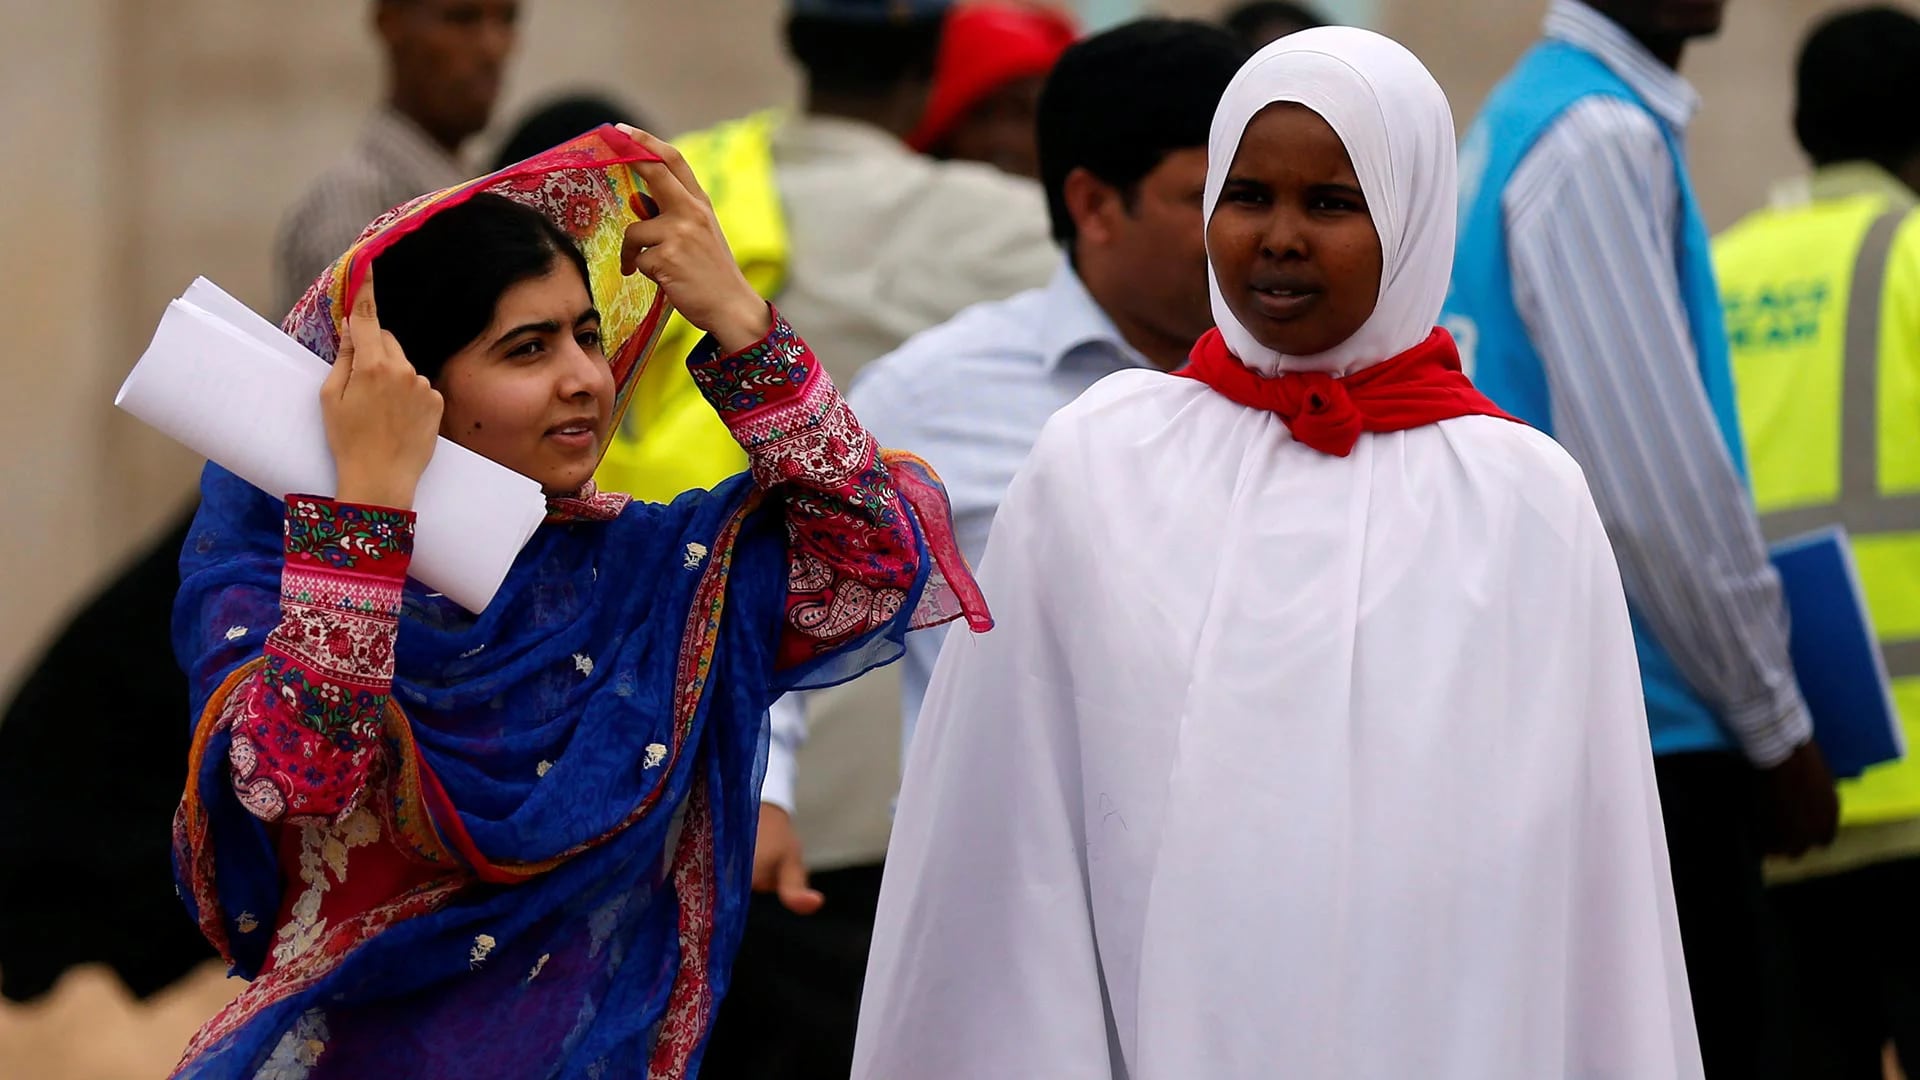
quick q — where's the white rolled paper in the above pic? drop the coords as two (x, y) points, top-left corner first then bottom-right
(115, 278), (549, 613)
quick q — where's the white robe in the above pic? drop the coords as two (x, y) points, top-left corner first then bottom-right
(853, 370), (1704, 1080)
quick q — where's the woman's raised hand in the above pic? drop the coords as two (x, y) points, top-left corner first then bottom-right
(617, 124), (773, 354)
(321, 270), (444, 510)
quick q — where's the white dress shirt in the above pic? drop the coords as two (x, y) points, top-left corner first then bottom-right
(760, 261), (1154, 808)
(752, 116), (1056, 871)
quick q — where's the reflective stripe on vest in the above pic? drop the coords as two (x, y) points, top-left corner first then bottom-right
(1758, 208), (1915, 674)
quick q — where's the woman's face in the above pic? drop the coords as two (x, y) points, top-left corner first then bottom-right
(1206, 102), (1383, 358)
(435, 256), (613, 496)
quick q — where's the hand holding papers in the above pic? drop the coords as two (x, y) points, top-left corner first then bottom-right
(320, 271), (446, 512)
(115, 278), (549, 613)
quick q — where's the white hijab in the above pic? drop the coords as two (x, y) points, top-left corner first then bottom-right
(1205, 27), (1457, 376)
(857, 29), (1701, 1080)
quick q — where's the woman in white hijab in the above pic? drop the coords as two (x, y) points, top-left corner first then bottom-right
(851, 27), (1703, 1080)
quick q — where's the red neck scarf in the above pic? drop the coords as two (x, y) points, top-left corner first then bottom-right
(1175, 326), (1521, 457)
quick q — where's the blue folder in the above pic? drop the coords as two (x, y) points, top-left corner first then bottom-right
(1771, 526), (1904, 778)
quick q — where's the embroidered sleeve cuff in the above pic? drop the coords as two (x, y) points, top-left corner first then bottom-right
(283, 495), (416, 580)
(685, 307), (815, 427)
(1724, 689), (1816, 769)
(266, 496), (412, 757)
(227, 672), (378, 824)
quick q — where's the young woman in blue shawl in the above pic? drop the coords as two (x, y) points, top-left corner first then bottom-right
(168, 126), (987, 1079)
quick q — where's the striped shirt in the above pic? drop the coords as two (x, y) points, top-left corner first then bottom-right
(1506, 0), (1812, 766)
(273, 108), (469, 318)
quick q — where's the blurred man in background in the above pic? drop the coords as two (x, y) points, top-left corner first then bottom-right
(491, 92), (646, 171)
(274, 0), (518, 314)
(1446, 1), (1840, 1074)
(1715, 7), (1920, 1075)
(848, 16), (1247, 746)
(906, 2), (1078, 179)
(1220, 0), (1324, 47)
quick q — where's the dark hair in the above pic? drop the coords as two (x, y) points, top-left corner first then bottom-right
(1221, 1), (1325, 46)
(785, 12), (945, 96)
(1037, 19), (1251, 247)
(492, 93), (641, 172)
(1793, 5), (1920, 170)
(370, 193), (591, 381)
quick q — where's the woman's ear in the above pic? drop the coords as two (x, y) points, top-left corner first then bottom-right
(430, 363), (462, 440)
(1063, 167), (1125, 250)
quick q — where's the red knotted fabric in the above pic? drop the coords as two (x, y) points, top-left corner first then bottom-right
(1175, 326), (1522, 457)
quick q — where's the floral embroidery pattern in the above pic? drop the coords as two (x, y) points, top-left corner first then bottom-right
(261, 659), (384, 747)
(177, 872), (462, 1068)
(253, 676), (382, 819)
(686, 313), (810, 412)
(745, 387), (878, 492)
(686, 310), (920, 667)
(648, 781), (718, 1078)
(177, 655), (468, 1067)
(258, 1008), (331, 1080)
(228, 731), (288, 821)
(282, 566), (408, 625)
(223, 670), (378, 823)
(469, 934), (497, 969)
(546, 480), (630, 523)
(284, 499), (414, 570)
(273, 806), (382, 969)
(786, 581), (907, 642)
(226, 497), (415, 822)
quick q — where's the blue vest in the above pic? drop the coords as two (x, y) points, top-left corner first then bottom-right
(1444, 40), (1748, 757)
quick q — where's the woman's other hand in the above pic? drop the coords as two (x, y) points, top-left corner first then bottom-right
(322, 270), (444, 510)
(752, 803), (824, 916)
(616, 124), (773, 354)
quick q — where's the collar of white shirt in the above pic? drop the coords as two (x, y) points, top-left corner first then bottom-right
(1035, 259), (1151, 374)
(1546, 0), (1700, 132)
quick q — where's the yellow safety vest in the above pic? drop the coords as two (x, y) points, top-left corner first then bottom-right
(593, 111), (790, 503)
(1715, 167), (1920, 825)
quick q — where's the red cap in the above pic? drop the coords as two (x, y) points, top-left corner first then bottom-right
(908, 2), (1079, 153)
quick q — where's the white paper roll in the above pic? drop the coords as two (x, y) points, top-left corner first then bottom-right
(115, 278), (549, 613)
